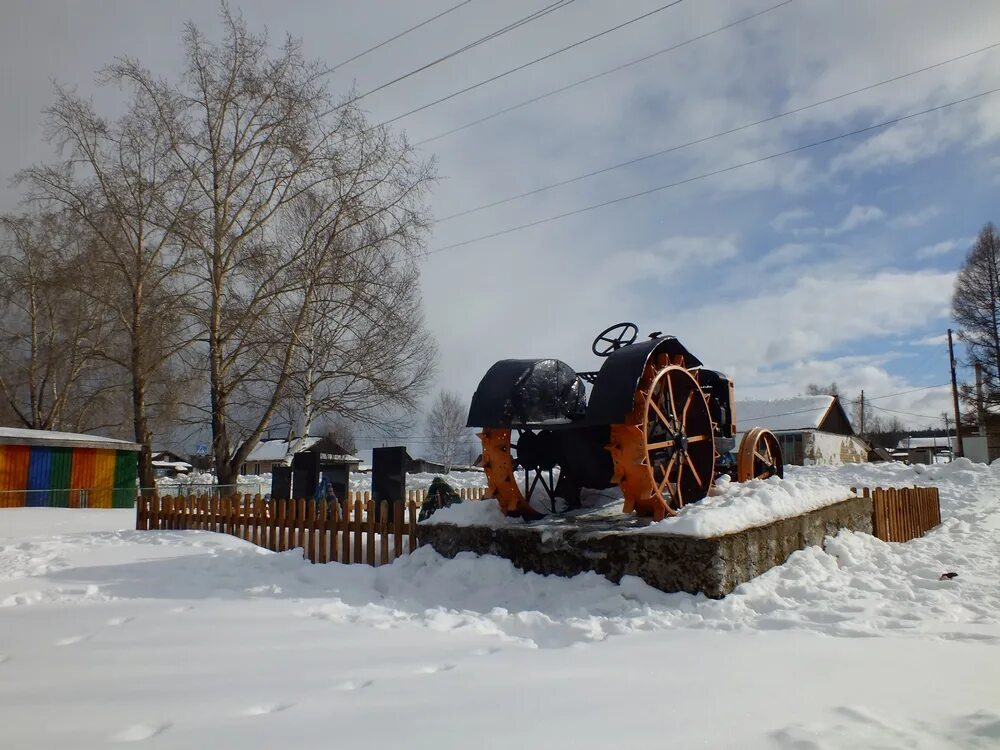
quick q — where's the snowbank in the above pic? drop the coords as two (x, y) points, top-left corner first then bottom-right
(420, 497), (516, 527)
(639, 472), (853, 536)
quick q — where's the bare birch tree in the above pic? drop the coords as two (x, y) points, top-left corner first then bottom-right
(0, 212), (121, 431)
(426, 391), (470, 470)
(107, 6), (436, 484)
(953, 222), (1000, 413)
(18, 87), (196, 489)
(275, 191), (436, 456)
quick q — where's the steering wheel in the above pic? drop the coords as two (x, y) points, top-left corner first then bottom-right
(592, 322), (639, 357)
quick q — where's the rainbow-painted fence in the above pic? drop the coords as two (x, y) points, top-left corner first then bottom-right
(0, 432), (138, 508)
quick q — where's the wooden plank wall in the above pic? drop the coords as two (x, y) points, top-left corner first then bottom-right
(136, 495), (423, 566)
(854, 486), (942, 543)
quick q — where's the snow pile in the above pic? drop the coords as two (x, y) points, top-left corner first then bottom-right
(641, 471), (853, 536)
(420, 498), (516, 527)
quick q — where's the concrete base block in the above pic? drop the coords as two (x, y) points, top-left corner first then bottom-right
(418, 496), (873, 598)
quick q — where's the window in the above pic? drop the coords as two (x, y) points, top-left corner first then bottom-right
(254, 463), (261, 475)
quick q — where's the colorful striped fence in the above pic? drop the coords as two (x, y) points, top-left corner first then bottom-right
(0, 445), (137, 508)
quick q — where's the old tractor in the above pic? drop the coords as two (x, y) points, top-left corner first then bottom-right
(468, 322), (783, 520)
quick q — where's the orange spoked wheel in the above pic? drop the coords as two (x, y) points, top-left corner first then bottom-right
(609, 361), (715, 520)
(736, 427), (783, 482)
(478, 427), (551, 518)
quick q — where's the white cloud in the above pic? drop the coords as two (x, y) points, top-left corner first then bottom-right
(760, 242), (811, 267)
(823, 204), (886, 236)
(770, 208), (811, 231)
(912, 334), (948, 346)
(890, 206), (940, 229)
(605, 234), (740, 283)
(917, 236), (972, 258)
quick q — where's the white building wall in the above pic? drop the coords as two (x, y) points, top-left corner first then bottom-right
(802, 432), (868, 466)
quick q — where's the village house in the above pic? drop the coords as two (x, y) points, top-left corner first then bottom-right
(735, 395), (868, 466)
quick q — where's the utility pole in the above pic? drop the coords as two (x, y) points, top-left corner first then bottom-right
(944, 414), (951, 462)
(975, 362), (986, 436)
(947, 328), (964, 458)
(860, 389), (865, 438)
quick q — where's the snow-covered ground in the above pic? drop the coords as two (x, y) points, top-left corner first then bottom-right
(2, 462), (999, 749)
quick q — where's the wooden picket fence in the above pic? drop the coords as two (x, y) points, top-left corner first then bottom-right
(853, 486), (941, 543)
(136, 494), (425, 566)
(404, 486), (489, 503)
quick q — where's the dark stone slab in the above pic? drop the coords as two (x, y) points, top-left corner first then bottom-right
(418, 496), (873, 598)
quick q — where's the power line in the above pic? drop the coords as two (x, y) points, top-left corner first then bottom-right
(858, 383), (950, 402)
(416, 0), (796, 147)
(374, 0), (688, 128)
(867, 403), (943, 422)
(330, 1), (477, 72)
(338, 1), (577, 108)
(437, 41), (1000, 222)
(426, 87), (1000, 255)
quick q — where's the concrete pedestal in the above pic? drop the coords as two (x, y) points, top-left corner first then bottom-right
(418, 496), (873, 598)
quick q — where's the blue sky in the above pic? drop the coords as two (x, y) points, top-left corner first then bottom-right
(2, 0), (998, 443)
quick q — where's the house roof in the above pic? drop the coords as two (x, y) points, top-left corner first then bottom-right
(0, 426), (140, 451)
(896, 436), (955, 450)
(244, 436), (322, 463)
(735, 396), (838, 432)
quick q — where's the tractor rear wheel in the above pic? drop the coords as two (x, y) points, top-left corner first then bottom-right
(736, 427), (783, 482)
(609, 362), (715, 520)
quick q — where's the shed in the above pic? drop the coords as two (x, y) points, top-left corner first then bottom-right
(895, 436), (954, 465)
(251, 436), (362, 501)
(0, 427), (139, 508)
(151, 450), (192, 478)
(735, 396), (867, 466)
(241, 436), (322, 476)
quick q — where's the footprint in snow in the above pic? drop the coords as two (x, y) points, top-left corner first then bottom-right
(415, 664), (455, 675)
(55, 634), (92, 646)
(110, 722), (171, 742)
(336, 679), (374, 691)
(107, 616), (133, 626)
(240, 703), (293, 717)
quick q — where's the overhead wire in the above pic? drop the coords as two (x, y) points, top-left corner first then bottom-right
(426, 87), (1000, 255)
(416, 0), (797, 146)
(329, 1), (477, 72)
(335, 0), (578, 109)
(436, 40), (1000, 221)
(867, 403), (944, 422)
(373, 0), (688, 128)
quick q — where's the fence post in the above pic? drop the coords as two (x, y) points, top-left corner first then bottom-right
(341, 500), (351, 563)
(407, 499), (418, 553)
(353, 498), (364, 564)
(393, 498), (404, 560)
(366, 499), (376, 566)
(379, 500), (389, 566)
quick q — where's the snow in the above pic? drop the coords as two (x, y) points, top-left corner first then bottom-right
(640, 471), (854, 536)
(243, 436), (322, 462)
(897, 435), (956, 450)
(419, 470), (854, 537)
(0, 425), (139, 450)
(736, 395), (834, 431)
(421, 497), (515, 527)
(1, 461), (998, 748)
